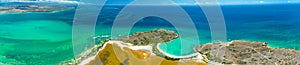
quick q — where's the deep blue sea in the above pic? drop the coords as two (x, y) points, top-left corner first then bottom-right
(0, 3), (299, 64)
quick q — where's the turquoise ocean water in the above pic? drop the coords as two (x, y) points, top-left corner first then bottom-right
(0, 3), (300, 64)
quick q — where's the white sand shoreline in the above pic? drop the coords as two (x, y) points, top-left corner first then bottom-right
(77, 41), (112, 65)
(156, 43), (203, 60)
(78, 56), (96, 65)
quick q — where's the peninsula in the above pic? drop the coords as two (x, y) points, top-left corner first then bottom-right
(64, 29), (206, 65)
(65, 29), (300, 65)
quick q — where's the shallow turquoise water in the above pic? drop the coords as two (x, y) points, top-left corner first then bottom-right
(0, 20), (73, 64)
(0, 3), (300, 65)
(0, 12), (74, 64)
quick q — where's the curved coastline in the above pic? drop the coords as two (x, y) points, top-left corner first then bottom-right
(156, 43), (202, 59)
(66, 29), (207, 65)
(65, 40), (112, 65)
(72, 40), (114, 65)
(77, 40), (205, 65)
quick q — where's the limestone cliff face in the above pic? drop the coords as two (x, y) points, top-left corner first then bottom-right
(194, 40), (300, 65)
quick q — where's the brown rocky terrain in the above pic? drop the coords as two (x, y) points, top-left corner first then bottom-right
(85, 29), (206, 65)
(114, 29), (179, 46)
(86, 41), (206, 65)
(65, 29), (300, 65)
(194, 40), (300, 65)
(65, 29), (206, 65)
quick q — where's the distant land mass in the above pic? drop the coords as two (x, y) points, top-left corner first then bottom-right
(1, 2), (300, 65)
(0, 4), (74, 14)
(0, 0), (77, 2)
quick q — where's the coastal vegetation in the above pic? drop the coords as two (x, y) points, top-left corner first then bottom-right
(66, 29), (206, 65)
(114, 29), (179, 46)
(67, 29), (300, 65)
(195, 40), (300, 65)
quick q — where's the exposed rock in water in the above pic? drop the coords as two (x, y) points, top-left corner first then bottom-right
(194, 40), (300, 65)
